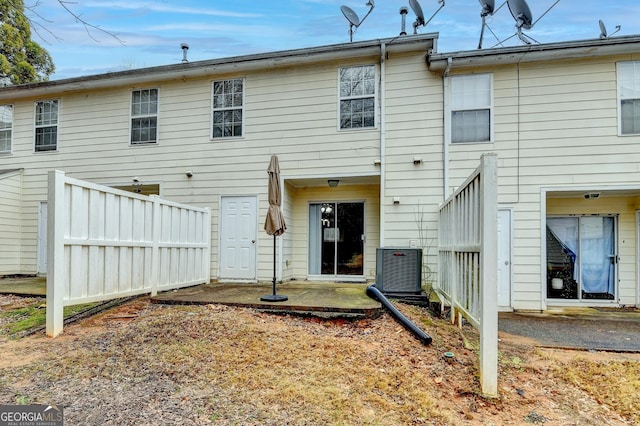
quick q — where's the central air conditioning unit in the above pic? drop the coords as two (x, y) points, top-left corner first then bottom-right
(375, 247), (423, 294)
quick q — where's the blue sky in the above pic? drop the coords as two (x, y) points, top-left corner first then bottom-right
(28, 0), (640, 80)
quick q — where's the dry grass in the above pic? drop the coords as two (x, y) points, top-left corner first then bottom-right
(555, 357), (640, 424)
(1, 297), (639, 425)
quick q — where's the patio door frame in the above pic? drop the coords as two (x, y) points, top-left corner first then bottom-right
(308, 201), (365, 280)
(545, 214), (618, 304)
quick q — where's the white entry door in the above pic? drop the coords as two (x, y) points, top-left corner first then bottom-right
(37, 202), (48, 275)
(497, 209), (512, 309)
(219, 196), (257, 280)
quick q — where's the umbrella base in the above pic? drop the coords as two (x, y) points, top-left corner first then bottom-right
(260, 294), (289, 302)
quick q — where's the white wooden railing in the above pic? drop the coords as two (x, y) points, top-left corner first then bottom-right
(46, 170), (211, 337)
(437, 153), (498, 396)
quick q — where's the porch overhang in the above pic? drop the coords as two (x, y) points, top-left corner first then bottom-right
(544, 186), (640, 199)
(285, 174), (380, 189)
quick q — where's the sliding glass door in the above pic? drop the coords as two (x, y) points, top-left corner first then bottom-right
(309, 202), (364, 277)
(546, 216), (616, 300)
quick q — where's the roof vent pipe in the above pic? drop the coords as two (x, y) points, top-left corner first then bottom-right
(399, 7), (409, 36)
(181, 43), (189, 63)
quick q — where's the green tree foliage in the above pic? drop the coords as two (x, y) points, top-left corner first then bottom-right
(0, 0), (54, 86)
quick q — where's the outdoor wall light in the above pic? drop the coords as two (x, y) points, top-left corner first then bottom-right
(328, 179), (340, 188)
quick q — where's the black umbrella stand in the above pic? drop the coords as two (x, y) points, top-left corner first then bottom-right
(261, 234), (288, 302)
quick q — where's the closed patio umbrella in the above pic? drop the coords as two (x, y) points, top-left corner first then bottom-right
(261, 155), (288, 302)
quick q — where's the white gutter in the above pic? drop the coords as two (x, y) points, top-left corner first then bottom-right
(379, 42), (387, 247)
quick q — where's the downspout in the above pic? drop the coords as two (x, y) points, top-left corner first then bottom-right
(380, 42), (387, 246)
(442, 57), (452, 198)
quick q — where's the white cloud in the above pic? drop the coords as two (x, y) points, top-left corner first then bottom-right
(83, 1), (262, 18)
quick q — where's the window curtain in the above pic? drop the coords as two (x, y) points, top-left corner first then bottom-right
(546, 217), (579, 281)
(308, 204), (322, 275)
(547, 216), (615, 296)
(580, 217), (615, 295)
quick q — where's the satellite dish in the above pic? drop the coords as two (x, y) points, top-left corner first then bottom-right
(508, 0), (532, 31)
(409, 0), (445, 34)
(599, 19), (621, 39)
(599, 19), (607, 38)
(477, 0), (496, 49)
(341, 6), (360, 27)
(503, 0), (560, 45)
(340, 1), (375, 42)
(409, 0), (425, 26)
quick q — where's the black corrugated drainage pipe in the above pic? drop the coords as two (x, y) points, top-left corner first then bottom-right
(366, 285), (432, 345)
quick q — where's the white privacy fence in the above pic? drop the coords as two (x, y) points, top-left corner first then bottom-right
(437, 153), (498, 397)
(46, 170), (211, 337)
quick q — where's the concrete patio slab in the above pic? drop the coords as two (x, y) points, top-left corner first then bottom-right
(151, 282), (383, 318)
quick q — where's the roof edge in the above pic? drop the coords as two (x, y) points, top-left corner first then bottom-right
(0, 34), (437, 100)
(428, 35), (640, 71)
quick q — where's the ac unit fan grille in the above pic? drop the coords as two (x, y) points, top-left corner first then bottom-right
(375, 248), (422, 293)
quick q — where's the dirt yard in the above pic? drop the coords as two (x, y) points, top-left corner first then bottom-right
(1, 294), (639, 425)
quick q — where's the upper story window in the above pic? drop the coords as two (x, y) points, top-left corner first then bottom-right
(618, 61), (640, 135)
(212, 78), (244, 138)
(0, 105), (13, 154)
(339, 65), (376, 129)
(35, 100), (59, 152)
(447, 74), (492, 143)
(131, 88), (158, 144)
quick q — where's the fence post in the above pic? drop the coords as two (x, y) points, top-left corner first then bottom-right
(150, 195), (161, 296)
(46, 170), (66, 337)
(479, 153), (498, 397)
(204, 208), (212, 283)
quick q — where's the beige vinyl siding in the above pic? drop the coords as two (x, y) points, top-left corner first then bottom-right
(281, 182), (295, 281)
(446, 55), (640, 309)
(0, 170), (22, 274)
(381, 51), (443, 280)
(0, 54), (388, 281)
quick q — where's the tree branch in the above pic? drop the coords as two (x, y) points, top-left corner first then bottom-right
(55, 0), (125, 45)
(21, 0), (125, 45)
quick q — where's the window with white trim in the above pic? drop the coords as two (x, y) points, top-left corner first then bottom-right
(212, 78), (244, 138)
(339, 65), (376, 129)
(34, 100), (58, 152)
(618, 61), (640, 135)
(0, 105), (12, 154)
(448, 74), (492, 143)
(131, 88), (158, 144)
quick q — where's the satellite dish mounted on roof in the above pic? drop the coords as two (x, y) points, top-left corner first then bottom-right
(498, 0), (560, 46)
(599, 19), (621, 39)
(340, 0), (375, 42)
(508, 0), (534, 44)
(409, 0), (445, 35)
